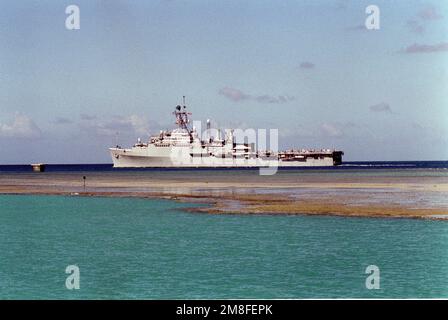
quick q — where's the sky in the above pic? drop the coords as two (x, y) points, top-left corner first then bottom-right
(0, 0), (447, 163)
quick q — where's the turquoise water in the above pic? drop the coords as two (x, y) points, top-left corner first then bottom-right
(0, 194), (447, 299)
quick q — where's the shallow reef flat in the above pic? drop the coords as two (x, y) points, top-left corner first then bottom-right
(0, 171), (447, 220)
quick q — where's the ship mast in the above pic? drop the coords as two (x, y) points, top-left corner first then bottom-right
(173, 96), (194, 142)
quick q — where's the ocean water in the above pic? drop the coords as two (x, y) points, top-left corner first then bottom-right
(0, 194), (447, 299)
(0, 160), (447, 172)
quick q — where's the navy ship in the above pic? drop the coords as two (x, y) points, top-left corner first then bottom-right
(110, 100), (343, 168)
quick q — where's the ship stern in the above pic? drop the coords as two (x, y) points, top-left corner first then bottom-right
(333, 151), (344, 166)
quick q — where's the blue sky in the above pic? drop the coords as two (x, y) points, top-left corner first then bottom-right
(0, 0), (447, 163)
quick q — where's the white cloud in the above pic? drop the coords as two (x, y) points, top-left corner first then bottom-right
(299, 62), (315, 69)
(127, 114), (151, 136)
(402, 42), (448, 54)
(369, 102), (392, 113)
(219, 86), (295, 104)
(80, 114), (156, 137)
(80, 114), (97, 120)
(406, 6), (444, 34)
(218, 87), (250, 102)
(418, 6), (443, 21)
(0, 114), (42, 139)
(53, 117), (73, 125)
(320, 122), (344, 138)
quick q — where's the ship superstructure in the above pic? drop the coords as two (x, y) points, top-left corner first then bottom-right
(109, 100), (343, 168)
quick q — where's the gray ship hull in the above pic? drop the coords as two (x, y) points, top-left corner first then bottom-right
(110, 147), (341, 168)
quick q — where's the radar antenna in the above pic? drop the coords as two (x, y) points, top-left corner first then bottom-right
(173, 96), (193, 143)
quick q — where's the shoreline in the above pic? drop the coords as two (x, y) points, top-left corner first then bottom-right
(1, 171), (447, 220)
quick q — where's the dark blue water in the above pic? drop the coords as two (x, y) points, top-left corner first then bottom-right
(0, 161), (447, 173)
